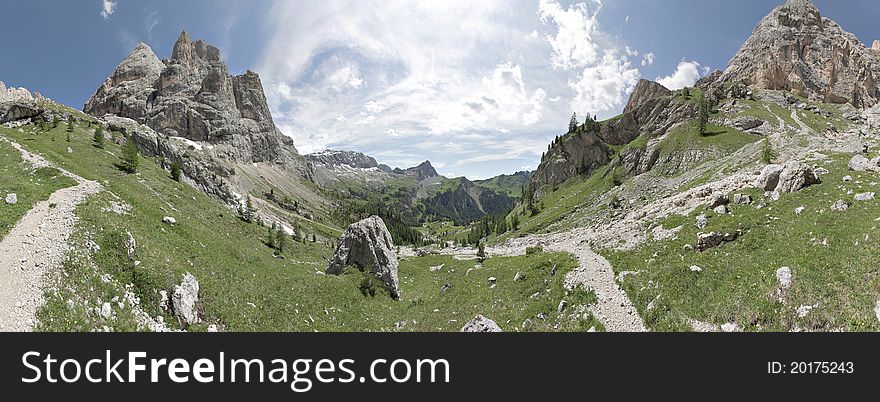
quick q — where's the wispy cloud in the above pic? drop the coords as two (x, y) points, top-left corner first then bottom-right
(100, 0), (117, 20)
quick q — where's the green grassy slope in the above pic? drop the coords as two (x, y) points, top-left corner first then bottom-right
(2, 121), (594, 332)
(604, 153), (880, 332)
(0, 138), (77, 240)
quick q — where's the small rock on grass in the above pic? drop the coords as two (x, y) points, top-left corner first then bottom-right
(831, 199), (850, 211)
(461, 315), (502, 332)
(855, 192), (875, 202)
(776, 267), (792, 290)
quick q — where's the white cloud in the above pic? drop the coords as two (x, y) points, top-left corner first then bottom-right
(641, 52), (655, 66)
(259, 0), (645, 176)
(100, 0), (117, 20)
(538, 0), (602, 70)
(656, 60), (704, 90)
(569, 50), (640, 117)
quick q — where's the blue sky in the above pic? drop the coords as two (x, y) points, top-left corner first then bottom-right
(2, 0), (879, 179)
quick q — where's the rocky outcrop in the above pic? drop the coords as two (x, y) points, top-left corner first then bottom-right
(624, 79), (672, 114)
(102, 115), (235, 202)
(461, 315), (502, 332)
(756, 161), (819, 193)
(530, 130), (612, 193)
(172, 273), (200, 327)
(775, 160), (820, 193)
(327, 216), (401, 300)
(1, 81), (52, 124)
(721, 0), (880, 108)
(84, 32), (300, 164)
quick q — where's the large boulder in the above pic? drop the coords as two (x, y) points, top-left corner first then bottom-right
(756, 164), (784, 191)
(172, 273), (200, 326)
(461, 315), (502, 332)
(327, 216), (401, 300)
(849, 154), (880, 172)
(776, 161), (820, 193)
(757, 161), (819, 193)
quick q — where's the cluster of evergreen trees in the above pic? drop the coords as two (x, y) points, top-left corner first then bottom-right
(332, 200), (426, 246)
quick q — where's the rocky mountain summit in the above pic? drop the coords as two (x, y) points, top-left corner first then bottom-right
(84, 31), (298, 164)
(722, 0), (880, 108)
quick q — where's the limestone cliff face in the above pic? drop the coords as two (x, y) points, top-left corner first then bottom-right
(721, 0), (880, 108)
(84, 31), (298, 164)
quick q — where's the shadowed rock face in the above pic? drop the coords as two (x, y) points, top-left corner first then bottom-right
(84, 31), (298, 164)
(327, 216), (401, 300)
(722, 0), (880, 109)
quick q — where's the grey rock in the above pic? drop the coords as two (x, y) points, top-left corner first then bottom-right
(162, 216), (177, 225)
(461, 315), (502, 332)
(709, 194), (729, 208)
(124, 231), (137, 259)
(557, 300), (568, 313)
(327, 216), (400, 300)
(172, 273), (200, 326)
(775, 161), (820, 193)
(696, 214), (708, 229)
(849, 154), (880, 172)
(713, 205), (729, 214)
(100, 302), (113, 319)
(831, 199), (850, 211)
(732, 115), (765, 131)
(757, 164), (784, 191)
(733, 193), (753, 204)
(5, 193), (16, 205)
(776, 267), (793, 290)
(855, 192), (875, 202)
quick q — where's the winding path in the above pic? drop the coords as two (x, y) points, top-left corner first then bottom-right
(0, 137), (101, 331)
(485, 230), (648, 332)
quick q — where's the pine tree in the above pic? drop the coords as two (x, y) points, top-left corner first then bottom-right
(275, 227), (287, 254)
(120, 137), (139, 173)
(93, 126), (104, 148)
(681, 87), (690, 98)
(52, 116), (60, 129)
(267, 223), (277, 249)
(243, 196), (255, 223)
(170, 162), (182, 182)
(477, 241), (487, 262)
(66, 115), (75, 133)
(510, 213), (519, 231)
(568, 112), (578, 133)
(698, 92), (709, 136)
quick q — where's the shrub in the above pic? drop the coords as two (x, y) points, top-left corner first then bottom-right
(525, 246), (544, 255)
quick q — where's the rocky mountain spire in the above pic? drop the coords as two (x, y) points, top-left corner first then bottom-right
(84, 31), (298, 163)
(721, 0), (880, 108)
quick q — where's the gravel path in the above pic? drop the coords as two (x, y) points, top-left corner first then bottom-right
(492, 232), (648, 332)
(0, 137), (101, 331)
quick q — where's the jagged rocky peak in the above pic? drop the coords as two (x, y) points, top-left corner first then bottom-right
(721, 0), (880, 108)
(624, 79), (672, 114)
(405, 161), (439, 181)
(306, 150), (381, 170)
(84, 30), (298, 163)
